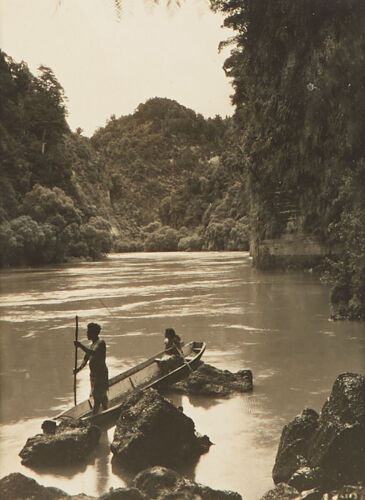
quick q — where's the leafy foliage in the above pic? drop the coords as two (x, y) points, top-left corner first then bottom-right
(144, 225), (180, 252)
(0, 52), (246, 265)
(0, 52), (112, 265)
(90, 97), (248, 251)
(213, 0), (365, 318)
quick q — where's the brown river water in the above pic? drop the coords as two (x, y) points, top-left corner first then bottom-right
(0, 252), (364, 499)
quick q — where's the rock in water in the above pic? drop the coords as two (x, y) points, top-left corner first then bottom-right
(134, 466), (242, 500)
(272, 372), (365, 492)
(307, 372), (365, 486)
(110, 388), (211, 471)
(19, 419), (101, 467)
(260, 482), (300, 500)
(170, 362), (253, 396)
(98, 487), (146, 500)
(272, 408), (320, 484)
(0, 472), (95, 499)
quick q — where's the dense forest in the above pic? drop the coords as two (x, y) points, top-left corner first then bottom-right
(1, 0), (365, 320)
(0, 50), (249, 267)
(0, 52), (113, 265)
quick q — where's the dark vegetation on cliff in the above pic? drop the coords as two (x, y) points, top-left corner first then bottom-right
(212, 0), (365, 319)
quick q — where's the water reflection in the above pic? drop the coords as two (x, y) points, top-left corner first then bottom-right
(110, 456), (138, 486)
(23, 456), (94, 477)
(94, 431), (112, 496)
(1, 252), (365, 500)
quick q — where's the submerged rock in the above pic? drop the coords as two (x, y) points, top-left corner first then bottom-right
(98, 487), (146, 500)
(110, 388), (211, 471)
(0, 470), (245, 500)
(170, 362), (253, 396)
(260, 482), (300, 499)
(272, 372), (365, 492)
(134, 466), (242, 500)
(19, 419), (101, 467)
(0, 472), (94, 499)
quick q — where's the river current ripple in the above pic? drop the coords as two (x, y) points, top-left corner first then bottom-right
(0, 252), (364, 499)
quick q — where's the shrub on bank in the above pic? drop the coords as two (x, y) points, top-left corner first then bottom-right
(178, 235), (203, 251)
(144, 226), (179, 252)
(0, 203), (112, 267)
(204, 217), (249, 251)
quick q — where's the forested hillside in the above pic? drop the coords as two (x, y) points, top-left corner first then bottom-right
(0, 50), (249, 267)
(0, 51), (113, 266)
(90, 97), (249, 252)
(213, 0), (365, 319)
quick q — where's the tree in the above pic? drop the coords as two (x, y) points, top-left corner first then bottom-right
(212, 0), (365, 317)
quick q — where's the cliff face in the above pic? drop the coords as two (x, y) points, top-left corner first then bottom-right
(214, 0), (365, 318)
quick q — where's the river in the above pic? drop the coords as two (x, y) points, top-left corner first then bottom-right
(0, 252), (364, 499)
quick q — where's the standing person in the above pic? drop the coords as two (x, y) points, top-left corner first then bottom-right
(73, 322), (109, 414)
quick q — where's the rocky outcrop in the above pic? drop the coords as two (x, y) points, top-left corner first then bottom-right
(260, 482), (300, 500)
(19, 419), (101, 467)
(272, 373), (365, 493)
(0, 469), (244, 500)
(261, 483), (365, 500)
(327, 484), (365, 500)
(170, 363), (253, 397)
(272, 408), (320, 485)
(134, 466), (242, 500)
(98, 488), (146, 500)
(307, 373), (365, 486)
(0, 472), (94, 499)
(110, 388), (211, 471)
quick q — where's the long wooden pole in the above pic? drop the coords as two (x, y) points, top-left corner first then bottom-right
(73, 315), (79, 406)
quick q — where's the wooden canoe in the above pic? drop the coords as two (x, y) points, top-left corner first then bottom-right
(55, 341), (205, 427)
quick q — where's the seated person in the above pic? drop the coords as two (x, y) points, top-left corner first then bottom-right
(164, 328), (183, 356)
(157, 328), (184, 373)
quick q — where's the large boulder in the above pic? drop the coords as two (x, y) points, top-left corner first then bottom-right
(19, 419), (101, 467)
(260, 482), (300, 500)
(0, 472), (94, 499)
(272, 373), (365, 492)
(327, 484), (365, 499)
(287, 467), (323, 492)
(110, 388), (211, 471)
(307, 372), (365, 486)
(170, 363), (253, 396)
(272, 408), (319, 484)
(98, 488), (146, 500)
(134, 466), (242, 500)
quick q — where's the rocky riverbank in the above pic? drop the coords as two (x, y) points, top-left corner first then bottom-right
(3, 369), (364, 500)
(110, 388), (212, 471)
(170, 362), (253, 396)
(0, 467), (243, 500)
(19, 420), (101, 468)
(261, 372), (365, 499)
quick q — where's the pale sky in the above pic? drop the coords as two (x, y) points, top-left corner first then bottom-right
(0, 0), (234, 136)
